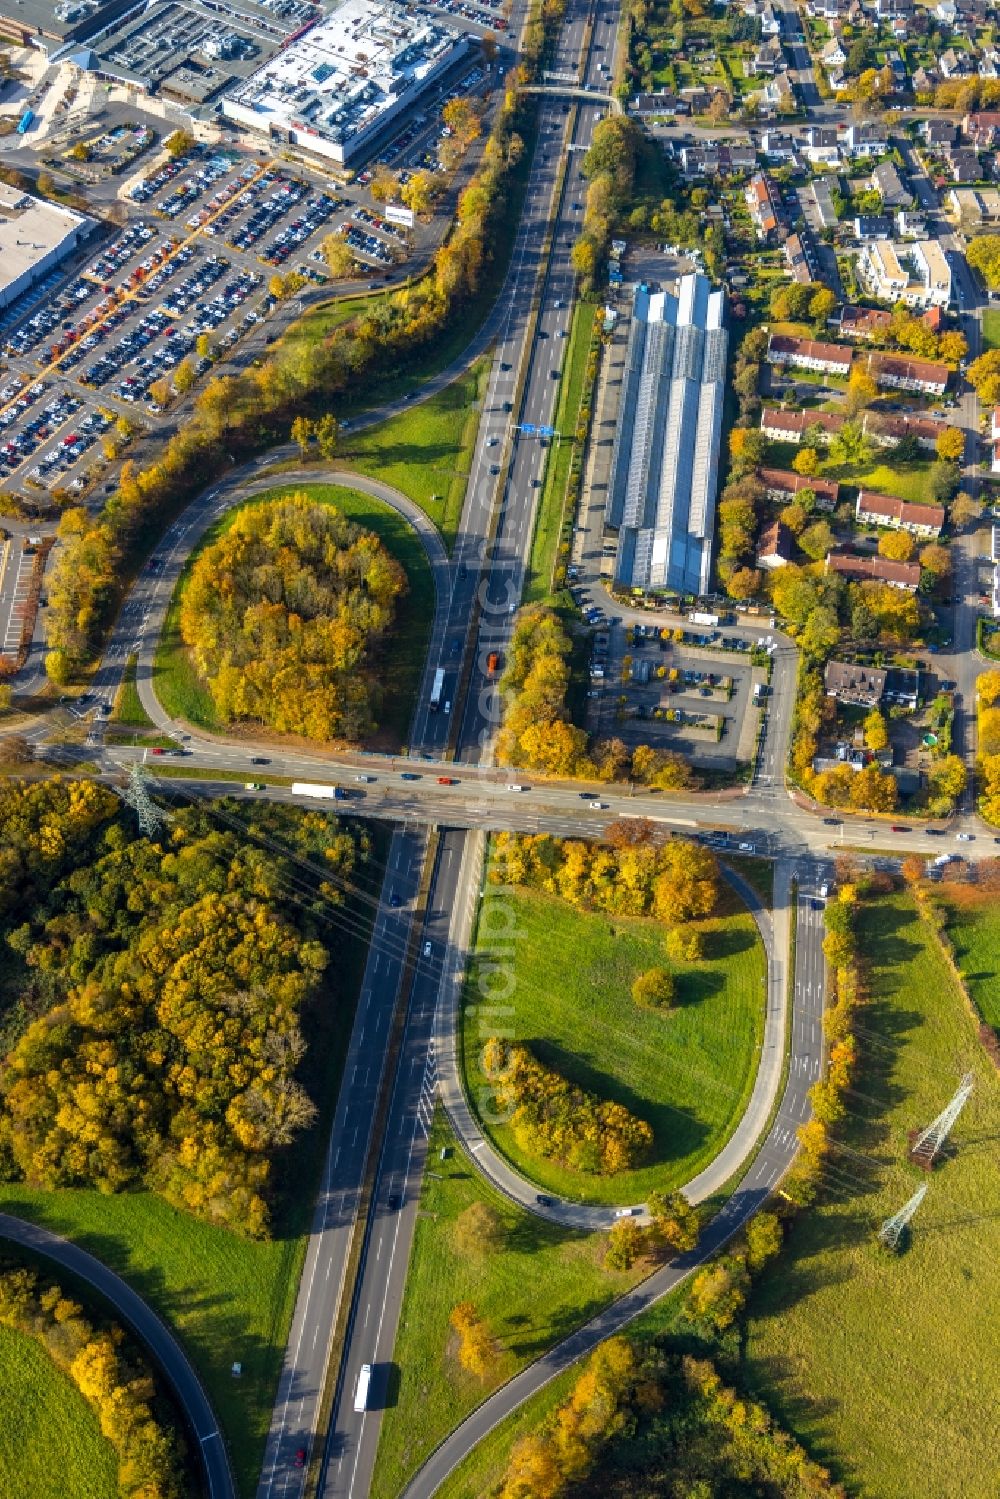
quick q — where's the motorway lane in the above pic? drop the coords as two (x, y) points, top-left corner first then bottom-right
(401, 855), (828, 1499)
(320, 831), (465, 1499)
(256, 826), (427, 1498)
(0, 1211), (236, 1499)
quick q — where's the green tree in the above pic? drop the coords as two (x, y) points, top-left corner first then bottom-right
(688, 1257), (749, 1329)
(604, 1217), (646, 1270)
(647, 1189), (699, 1253)
(631, 966), (676, 1010)
(798, 519), (836, 562)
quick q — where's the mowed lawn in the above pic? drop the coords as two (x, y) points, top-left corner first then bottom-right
(0, 1322), (118, 1499)
(461, 880), (766, 1206)
(936, 886), (1000, 1030)
(153, 483), (435, 750)
(744, 894), (1000, 1499)
(371, 1111), (646, 1499)
(981, 306), (1000, 351)
(341, 358), (487, 549)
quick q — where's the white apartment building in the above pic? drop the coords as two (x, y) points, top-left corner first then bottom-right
(857, 239), (952, 309)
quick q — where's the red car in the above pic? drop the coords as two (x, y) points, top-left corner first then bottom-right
(150, 747), (165, 755)
(437, 776), (456, 785)
(293, 1449), (306, 1469)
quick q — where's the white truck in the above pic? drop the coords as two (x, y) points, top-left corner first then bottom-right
(429, 667), (445, 712)
(689, 611), (720, 628)
(354, 1363), (373, 1413)
(291, 782), (347, 801)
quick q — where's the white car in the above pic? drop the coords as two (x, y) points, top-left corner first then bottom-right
(355, 774), (375, 782)
(590, 801), (606, 810)
(422, 940), (432, 957)
(956, 832), (974, 841)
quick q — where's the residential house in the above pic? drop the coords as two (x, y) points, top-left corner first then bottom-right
(812, 177), (840, 228)
(825, 551), (921, 590)
(820, 37), (847, 69)
(836, 304), (894, 339)
(803, 124), (839, 152)
(947, 186), (1000, 224)
(978, 49), (1000, 81)
(864, 411), (952, 451)
(752, 35), (785, 73)
(759, 129), (796, 161)
(947, 146), (981, 182)
(766, 334), (854, 376)
(857, 240), (952, 308)
(757, 520), (795, 569)
(963, 111), (1000, 147)
(632, 91), (680, 116)
(823, 660), (888, 705)
(808, 0), (845, 16)
(760, 2), (783, 33)
(759, 407), (847, 443)
(922, 118), (958, 148)
(759, 467), (841, 509)
(754, 72), (797, 113)
(853, 213), (894, 239)
(992, 406), (1000, 474)
(875, 0), (913, 17)
(934, 0), (958, 22)
(785, 229), (822, 283)
(896, 210), (927, 239)
(678, 85), (710, 112)
(939, 47), (972, 79)
(912, 66), (938, 95)
(746, 172), (784, 238)
(855, 491), (945, 536)
(871, 160), (913, 209)
(866, 351), (950, 394)
(680, 144), (721, 177)
(631, 91), (681, 116)
(843, 122), (889, 157)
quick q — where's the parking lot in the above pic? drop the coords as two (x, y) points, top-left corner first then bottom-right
(0, 49), (491, 504)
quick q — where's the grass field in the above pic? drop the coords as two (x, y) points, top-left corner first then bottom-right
(0, 821), (382, 1499)
(933, 886), (1000, 1030)
(371, 1110), (649, 1499)
(152, 483), (434, 749)
(341, 358), (488, 550)
(461, 878), (767, 1206)
(111, 654), (154, 728)
(839, 459), (934, 504)
(525, 301), (596, 604)
(744, 893), (1000, 1499)
(981, 306), (1000, 351)
(0, 1321), (118, 1499)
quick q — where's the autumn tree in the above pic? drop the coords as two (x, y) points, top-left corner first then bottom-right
(878, 530), (915, 563)
(745, 1210), (782, 1271)
(647, 1189), (699, 1253)
(666, 925), (704, 962)
(631, 966), (676, 1010)
(452, 1201), (505, 1257)
(901, 854), (927, 885)
(450, 1301), (499, 1379)
(291, 415), (313, 455)
(688, 1257), (750, 1329)
(604, 1217), (647, 1270)
(792, 446), (820, 477)
(951, 491), (980, 528)
(651, 840), (719, 926)
(936, 426), (966, 462)
(864, 708), (888, 751)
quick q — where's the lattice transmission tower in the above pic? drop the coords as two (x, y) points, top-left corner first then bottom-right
(910, 1072), (974, 1168)
(877, 1185), (927, 1252)
(120, 764), (168, 837)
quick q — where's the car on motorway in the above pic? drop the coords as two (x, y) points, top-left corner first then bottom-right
(535, 1193), (555, 1206)
(590, 800), (606, 809)
(244, 782), (265, 791)
(294, 1449), (306, 1469)
(437, 776), (457, 785)
(150, 747), (165, 755)
(387, 1192), (402, 1210)
(615, 1206), (641, 1218)
(355, 773), (375, 782)
(250, 756), (269, 764)
(506, 783), (525, 791)
(956, 832), (974, 841)
(422, 940), (432, 958)
(400, 771), (420, 780)
(822, 816), (841, 825)
(389, 890), (401, 907)
(890, 825), (911, 833)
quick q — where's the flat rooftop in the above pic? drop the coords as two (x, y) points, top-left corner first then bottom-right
(0, 0), (128, 45)
(92, 0), (317, 101)
(0, 186), (90, 291)
(224, 0), (466, 154)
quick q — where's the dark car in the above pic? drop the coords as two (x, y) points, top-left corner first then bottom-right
(536, 1193), (555, 1206)
(822, 817), (841, 825)
(387, 1192), (402, 1210)
(389, 891), (401, 907)
(890, 825), (911, 833)
(400, 771), (420, 780)
(251, 756), (269, 764)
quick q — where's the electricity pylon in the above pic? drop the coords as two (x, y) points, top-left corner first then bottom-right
(910, 1073), (974, 1168)
(121, 764), (167, 836)
(877, 1184), (927, 1251)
